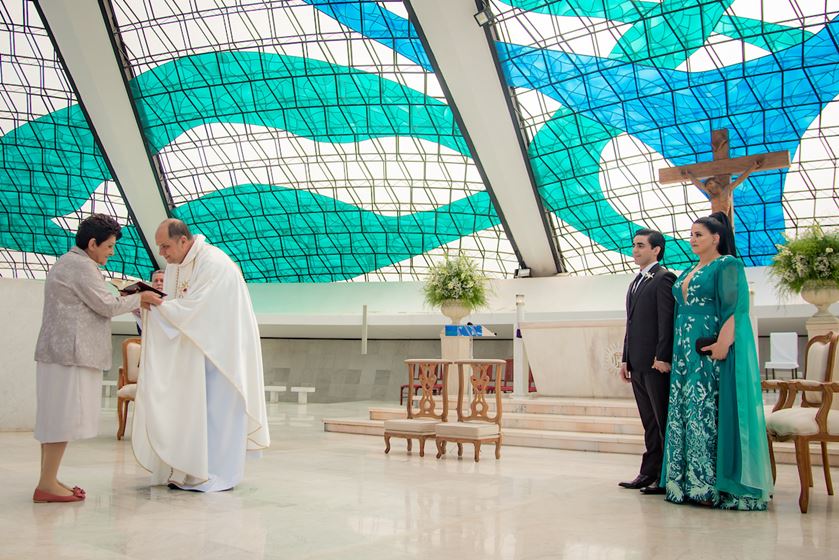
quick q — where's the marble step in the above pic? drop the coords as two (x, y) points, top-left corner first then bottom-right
(324, 417), (384, 437)
(322, 417), (838, 466)
(324, 417), (642, 452)
(408, 396), (640, 418)
(369, 407), (645, 435)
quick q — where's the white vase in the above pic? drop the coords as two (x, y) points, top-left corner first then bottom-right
(800, 281), (839, 318)
(440, 300), (471, 325)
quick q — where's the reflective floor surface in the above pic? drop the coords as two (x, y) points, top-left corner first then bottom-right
(0, 400), (836, 559)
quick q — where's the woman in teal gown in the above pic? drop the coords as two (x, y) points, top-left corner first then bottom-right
(661, 212), (773, 510)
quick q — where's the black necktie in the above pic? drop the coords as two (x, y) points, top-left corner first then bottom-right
(630, 273), (643, 295)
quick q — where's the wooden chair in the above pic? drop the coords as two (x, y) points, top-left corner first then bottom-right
(116, 337), (142, 440)
(763, 332), (836, 479)
(495, 359), (515, 393)
(761, 333), (831, 427)
(764, 332), (800, 380)
(764, 332), (838, 512)
(400, 362), (444, 405)
(499, 358), (537, 393)
(384, 359), (451, 457)
(435, 359), (505, 462)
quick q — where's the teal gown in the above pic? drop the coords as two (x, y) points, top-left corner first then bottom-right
(661, 255), (773, 510)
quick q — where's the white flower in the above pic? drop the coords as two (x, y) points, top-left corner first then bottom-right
(826, 247), (834, 254)
(642, 271), (654, 280)
(815, 256), (832, 278)
(424, 254), (488, 307)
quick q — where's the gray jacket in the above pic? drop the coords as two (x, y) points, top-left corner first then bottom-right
(34, 247), (141, 371)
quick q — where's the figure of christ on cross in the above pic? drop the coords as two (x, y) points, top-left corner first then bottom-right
(682, 160), (761, 220)
(658, 129), (790, 223)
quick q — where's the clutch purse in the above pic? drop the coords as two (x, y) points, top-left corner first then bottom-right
(695, 336), (717, 356)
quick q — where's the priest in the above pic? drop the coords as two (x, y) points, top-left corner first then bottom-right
(132, 219), (270, 492)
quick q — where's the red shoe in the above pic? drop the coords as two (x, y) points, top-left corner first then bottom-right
(33, 488), (85, 503)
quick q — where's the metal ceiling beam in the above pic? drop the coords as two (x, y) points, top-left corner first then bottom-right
(406, 0), (562, 276)
(37, 0), (168, 270)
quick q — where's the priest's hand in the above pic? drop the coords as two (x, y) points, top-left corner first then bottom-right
(140, 291), (162, 310)
(619, 362), (630, 383)
(652, 360), (671, 373)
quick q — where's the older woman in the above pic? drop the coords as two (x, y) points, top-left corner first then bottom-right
(33, 214), (161, 503)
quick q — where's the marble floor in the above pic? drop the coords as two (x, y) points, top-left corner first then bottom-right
(1, 400), (836, 560)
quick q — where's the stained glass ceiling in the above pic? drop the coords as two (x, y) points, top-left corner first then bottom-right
(0, 0), (152, 279)
(491, 0), (839, 273)
(2, 0), (839, 281)
(107, 0), (518, 282)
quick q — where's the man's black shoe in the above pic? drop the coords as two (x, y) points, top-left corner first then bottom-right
(618, 474), (655, 489)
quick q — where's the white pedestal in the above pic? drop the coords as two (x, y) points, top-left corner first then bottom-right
(806, 315), (839, 339)
(440, 334), (473, 362)
(441, 332), (473, 400)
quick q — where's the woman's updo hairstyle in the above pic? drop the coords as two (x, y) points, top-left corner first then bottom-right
(693, 211), (737, 257)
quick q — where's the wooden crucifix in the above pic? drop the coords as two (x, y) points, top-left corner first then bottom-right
(658, 129), (790, 222)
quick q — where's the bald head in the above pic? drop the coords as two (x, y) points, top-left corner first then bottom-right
(155, 219), (195, 264)
(157, 219), (192, 240)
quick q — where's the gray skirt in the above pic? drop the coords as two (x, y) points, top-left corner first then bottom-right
(34, 362), (102, 443)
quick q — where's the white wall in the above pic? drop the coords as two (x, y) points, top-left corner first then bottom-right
(108, 266), (835, 339)
(0, 279), (44, 430)
(3, 269), (834, 429)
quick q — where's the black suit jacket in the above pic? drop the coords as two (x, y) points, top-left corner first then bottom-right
(622, 263), (676, 373)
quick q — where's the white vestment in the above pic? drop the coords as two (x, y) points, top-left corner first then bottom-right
(132, 235), (270, 491)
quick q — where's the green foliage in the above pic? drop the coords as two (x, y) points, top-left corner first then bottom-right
(423, 254), (488, 309)
(769, 225), (839, 295)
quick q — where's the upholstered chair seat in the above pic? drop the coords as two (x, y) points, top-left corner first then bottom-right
(435, 421), (500, 438)
(767, 404), (839, 437)
(117, 384), (137, 400)
(383, 418), (440, 434)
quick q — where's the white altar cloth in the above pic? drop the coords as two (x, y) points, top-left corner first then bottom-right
(519, 320), (634, 398)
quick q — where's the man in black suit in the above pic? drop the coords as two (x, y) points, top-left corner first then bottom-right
(618, 229), (676, 495)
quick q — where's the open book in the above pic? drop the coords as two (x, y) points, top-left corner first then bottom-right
(112, 280), (166, 298)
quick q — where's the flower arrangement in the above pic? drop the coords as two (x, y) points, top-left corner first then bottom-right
(423, 254), (488, 310)
(769, 224), (839, 295)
